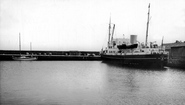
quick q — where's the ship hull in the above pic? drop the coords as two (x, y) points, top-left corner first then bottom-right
(101, 54), (167, 68)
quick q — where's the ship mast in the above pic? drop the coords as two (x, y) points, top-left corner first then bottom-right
(161, 36), (164, 47)
(108, 16), (111, 45)
(111, 24), (115, 42)
(145, 3), (150, 47)
(19, 33), (21, 51)
(30, 42), (32, 51)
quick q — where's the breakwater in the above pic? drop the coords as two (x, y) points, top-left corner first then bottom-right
(0, 50), (101, 61)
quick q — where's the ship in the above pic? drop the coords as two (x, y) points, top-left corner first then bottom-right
(12, 33), (37, 61)
(101, 4), (168, 68)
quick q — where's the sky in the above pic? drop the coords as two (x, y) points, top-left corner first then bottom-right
(0, 0), (185, 51)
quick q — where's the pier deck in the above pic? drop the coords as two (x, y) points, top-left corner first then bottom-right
(0, 50), (101, 61)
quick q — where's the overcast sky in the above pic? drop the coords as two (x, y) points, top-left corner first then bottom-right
(0, 0), (185, 51)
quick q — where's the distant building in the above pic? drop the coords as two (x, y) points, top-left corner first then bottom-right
(170, 46), (185, 58)
(163, 41), (185, 52)
(168, 46), (185, 68)
(163, 41), (185, 68)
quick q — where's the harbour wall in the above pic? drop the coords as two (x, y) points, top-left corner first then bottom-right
(0, 50), (101, 61)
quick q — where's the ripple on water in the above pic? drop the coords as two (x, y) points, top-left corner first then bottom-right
(0, 61), (185, 105)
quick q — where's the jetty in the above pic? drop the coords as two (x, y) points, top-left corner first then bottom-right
(0, 50), (101, 61)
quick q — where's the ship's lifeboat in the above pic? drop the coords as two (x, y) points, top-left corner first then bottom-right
(117, 44), (138, 49)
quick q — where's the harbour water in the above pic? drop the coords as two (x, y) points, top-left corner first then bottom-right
(0, 61), (185, 105)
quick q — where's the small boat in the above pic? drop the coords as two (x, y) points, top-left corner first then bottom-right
(12, 33), (38, 61)
(12, 55), (37, 61)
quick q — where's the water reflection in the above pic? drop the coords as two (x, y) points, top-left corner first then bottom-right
(102, 61), (185, 104)
(125, 70), (139, 92)
(1, 61), (185, 105)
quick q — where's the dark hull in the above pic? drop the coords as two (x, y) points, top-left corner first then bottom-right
(101, 54), (167, 68)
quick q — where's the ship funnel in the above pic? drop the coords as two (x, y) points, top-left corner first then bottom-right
(130, 35), (137, 44)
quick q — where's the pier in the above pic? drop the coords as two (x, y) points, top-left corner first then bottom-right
(0, 50), (101, 61)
